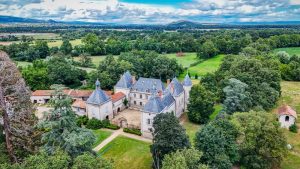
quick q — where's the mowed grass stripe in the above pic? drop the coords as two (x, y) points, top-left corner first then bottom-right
(98, 136), (152, 169)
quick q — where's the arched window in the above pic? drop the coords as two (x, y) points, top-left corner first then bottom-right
(285, 116), (289, 122)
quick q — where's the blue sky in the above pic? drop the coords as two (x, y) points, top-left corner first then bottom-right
(0, 0), (300, 24)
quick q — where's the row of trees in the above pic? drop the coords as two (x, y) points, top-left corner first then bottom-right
(2, 29), (300, 61)
(21, 56), (87, 90)
(151, 112), (287, 169)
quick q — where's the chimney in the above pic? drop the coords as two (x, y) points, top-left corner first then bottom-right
(167, 79), (170, 86)
(132, 76), (136, 84)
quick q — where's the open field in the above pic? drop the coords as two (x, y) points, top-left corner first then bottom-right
(92, 129), (112, 148)
(48, 39), (82, 47)
(98, 136), (152, 169)
(74, 55), (119, 66)
(164, 52), (198, 68)
(189, 54), (224, 77)
(274, 47), (300, 56)
(271, 81), (300, 169)
(0, 33), (60, 40)
(15, 61), (32, 67)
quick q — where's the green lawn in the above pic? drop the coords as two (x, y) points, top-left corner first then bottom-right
(164, 52), (198, 68)
(209, 104), (223, 120)
(15, 61), (32, 67)
(48, 39), (82, 48)
(273, 47), (300, 56)
(74, 55), (119, 67)
(188, 54), (224, 77)
(270, 81), (300, 169)
(98, 136), (152, 169)
(92, 129), (112, 148)
(182, 115), (201, 146)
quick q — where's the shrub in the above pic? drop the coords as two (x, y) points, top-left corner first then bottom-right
(102, 119), (110, 128)
(289, 123), (298, 133)
(76, 115), (89, 127)
(86, 118), (102, 129)
(105, 124), (120, 130)
(195, 73), (198, 79)
(123, 128), (142, 136)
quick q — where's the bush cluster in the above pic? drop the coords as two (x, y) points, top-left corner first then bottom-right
(123, 128), (142, 136)
(289, 123), (298, 133)
(77, 116), (120, 130)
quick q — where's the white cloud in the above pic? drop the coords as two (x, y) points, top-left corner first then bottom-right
(0, 0), (299, 23)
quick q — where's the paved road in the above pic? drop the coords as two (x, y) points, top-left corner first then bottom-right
(93, 128), (152, 152)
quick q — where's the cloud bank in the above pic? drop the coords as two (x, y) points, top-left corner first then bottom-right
(0, 0), (299, 23)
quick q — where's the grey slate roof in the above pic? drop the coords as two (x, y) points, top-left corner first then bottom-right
(162, 91), (175, 107)
(132, 77), (165, 93)
(86, 88), (111, 105)
(167, 78), (184, 97)
(143, 95), (165, 113)
(182, 74), (192, 86)
(115, 71), (133, 89)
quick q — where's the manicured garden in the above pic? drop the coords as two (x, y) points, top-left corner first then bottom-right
(98, 136), (152, 169)
(92, 129), (112, 148)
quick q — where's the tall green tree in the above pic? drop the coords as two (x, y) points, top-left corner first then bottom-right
(47, 56), (87, 88)
(162, 148), (209, 169)
(60, 40), (73, 55)
(82, 33), (105, 55)
(231, 112), (287, 169)
(21, 60), (51, 90)
(187, 84), (215, 124)
(151, 113), (190, 169)
(38, 85), (95, 158)
(195, 118), (239, 169)
(223, 78), (252, 114)
(34, 40), (49, 59)
(197, 40), (219, 59)
(72, 153), (113, 169)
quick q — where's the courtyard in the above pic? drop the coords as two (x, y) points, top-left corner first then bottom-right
(111, 108), (141, 129)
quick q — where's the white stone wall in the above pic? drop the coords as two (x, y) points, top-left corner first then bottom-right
(72, 107), (86, 116)
(113, 98), (125, 115)
(130, 91), (151, 110)
(141, 111), (157, 139)
(174, 92), (185, 118)
(164, 102), (176, 115)
(30, 96), (51, 104)
(279, 115), (296, 128)
(183, 86), (192, 111)
(86, 101), (113, 120)
(115, 87), (130, 99)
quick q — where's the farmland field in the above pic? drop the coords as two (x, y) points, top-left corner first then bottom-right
(74, 55), (119, 66)
(188, 54), (224, 77)
(47, 39), (82, 47)
(0, 33), (60, 40)
(98, 136), (152, 169)
(273, 47), (300, 56)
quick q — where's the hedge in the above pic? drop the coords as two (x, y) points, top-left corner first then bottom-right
(105, 124), (120, 130)
(123, 128), (142, 136)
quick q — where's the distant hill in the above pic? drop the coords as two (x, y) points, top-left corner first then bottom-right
(167, 20), (202, 28)
(0, 15), (47, 23)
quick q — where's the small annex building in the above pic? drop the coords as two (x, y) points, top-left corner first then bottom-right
(278, 105), (297, 128)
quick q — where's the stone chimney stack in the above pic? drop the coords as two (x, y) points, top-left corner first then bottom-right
(132, 76), (136, 84)
(167, 79), (170, 86)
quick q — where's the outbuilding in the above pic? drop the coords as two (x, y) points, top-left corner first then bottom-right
(278, 105), (297, 128)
